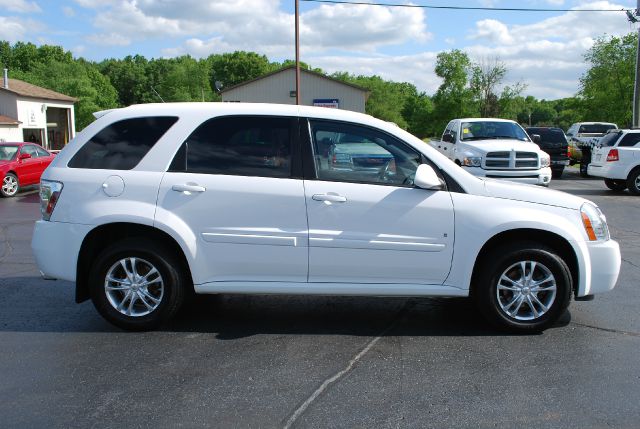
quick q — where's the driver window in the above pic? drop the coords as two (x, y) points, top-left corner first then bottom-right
(309, 120), (421, 186)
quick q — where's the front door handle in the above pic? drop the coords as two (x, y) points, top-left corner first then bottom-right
(312, 193), (347, 203)
(172, 183), (206, 194)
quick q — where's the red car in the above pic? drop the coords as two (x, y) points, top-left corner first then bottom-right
(0, 142), (56, 197)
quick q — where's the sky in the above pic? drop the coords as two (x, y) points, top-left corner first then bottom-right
(0, 0), (638, 100)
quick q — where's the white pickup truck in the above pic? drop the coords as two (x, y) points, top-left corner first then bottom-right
(430, 118), (552, 186)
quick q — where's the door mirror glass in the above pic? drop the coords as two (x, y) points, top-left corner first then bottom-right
(442, 133), (454, 143)
(414, 164), (444, 190)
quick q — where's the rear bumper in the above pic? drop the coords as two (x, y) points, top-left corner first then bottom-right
(31, 221), (92, 282)
(464, 166), (552, 186)
(588, 163), (626, 180)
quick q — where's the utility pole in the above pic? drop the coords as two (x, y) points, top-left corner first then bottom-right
(295, 0), (301, 105)
(633, 0), (640, 127)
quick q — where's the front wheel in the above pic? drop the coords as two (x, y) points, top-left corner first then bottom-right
(1, 173), (19, 197)
(89, 238), (187, 331)
(475, 243), (572, 333)
(604, 178), (627, 192)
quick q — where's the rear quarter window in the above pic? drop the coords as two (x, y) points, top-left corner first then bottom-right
(68, 116), (178, 170)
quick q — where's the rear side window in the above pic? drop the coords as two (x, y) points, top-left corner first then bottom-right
(68, 117), (178, 170)
(600, 132), (622, 147)
(618, 133), (640, 147)
(169, 116), (292, 178)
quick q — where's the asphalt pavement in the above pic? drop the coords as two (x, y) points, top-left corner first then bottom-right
(1, 169), (639, 428)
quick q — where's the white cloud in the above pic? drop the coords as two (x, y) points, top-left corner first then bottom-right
(87, 32), (131, 46)
(0, 0), (40, 13)
(0, 16), (41, 41)
(62, 6), (75, 17)
(84, 0), (430, 56)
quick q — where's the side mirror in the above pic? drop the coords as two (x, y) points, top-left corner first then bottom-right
(442, 133), (454, 143)
(532, 134), (541, 144)
(414, 164), (444, 191)
(19, 153), (31, 160)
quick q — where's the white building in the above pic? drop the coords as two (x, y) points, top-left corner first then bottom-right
(221, 66), (369, 113)
(0, 73), (76, 150)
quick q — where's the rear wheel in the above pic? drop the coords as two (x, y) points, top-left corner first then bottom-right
(579, 162), (589, 177)
(551, 167), (564, 179)
(1, 173), (19, 197)
(627, 168), (640, 195)
(604, 178), (627, 192)
(475, 243), (572, 333)
(89, 238), (187, 331)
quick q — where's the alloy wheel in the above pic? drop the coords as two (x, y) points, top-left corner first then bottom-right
(2, 175), (18, 196)
(496, 260), (557, 321)
(104, 257), (165, 317)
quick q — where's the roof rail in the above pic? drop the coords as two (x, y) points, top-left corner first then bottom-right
(93, 109), (117, 119)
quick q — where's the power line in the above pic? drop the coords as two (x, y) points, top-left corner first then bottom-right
(299, 0), (628, 13)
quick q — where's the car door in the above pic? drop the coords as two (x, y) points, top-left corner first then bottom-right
(155, 115), (309, 285)
(16, 145), (41, 185)
(303, 119), (455, 285)
(440, 120), (456, 159)
(35, 145), (54, 176)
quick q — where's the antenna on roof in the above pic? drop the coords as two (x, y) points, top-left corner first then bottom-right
(150, 85), (165, 103)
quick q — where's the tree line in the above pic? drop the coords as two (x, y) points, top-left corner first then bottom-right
(0, 32), (635, 135)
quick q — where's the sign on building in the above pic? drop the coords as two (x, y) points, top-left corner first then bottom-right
(313, 99), (339, 109)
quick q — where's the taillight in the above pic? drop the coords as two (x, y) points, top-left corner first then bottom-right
(606, 149), (619, 162)
(39, 180), (63, 221)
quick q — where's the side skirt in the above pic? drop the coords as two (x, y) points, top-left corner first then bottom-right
(194, 282), (468, 297)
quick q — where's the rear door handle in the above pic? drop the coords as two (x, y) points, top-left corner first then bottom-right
(312, 193), (347, 203)
(172, 184), (206, 194)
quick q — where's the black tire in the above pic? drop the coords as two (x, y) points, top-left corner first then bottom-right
(89, 238), (187, 331)
(551, 167), (564, 179)
(1, 172), (19, 197)
(579, 162), (589, 177)
(604, 178), (627, 192)
(474, 243), (572, 333)
(627, 168), (640, 196)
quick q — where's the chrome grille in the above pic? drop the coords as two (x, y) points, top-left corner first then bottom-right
(484, 151), (539, 170)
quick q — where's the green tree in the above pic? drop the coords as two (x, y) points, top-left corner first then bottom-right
(430, 50), (478, 135)
(208, 51), (275, 90)
(579, 32), (637, 127)
(470, 57), (507, 117)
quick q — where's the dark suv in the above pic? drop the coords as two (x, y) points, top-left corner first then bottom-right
(526, 127), (569, 178)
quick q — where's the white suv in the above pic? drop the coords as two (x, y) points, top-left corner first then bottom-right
(31, 103), (621, 332)
(588, 129), (640, 195)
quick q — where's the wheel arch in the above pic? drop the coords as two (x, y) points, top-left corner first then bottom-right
(469, 228), (579, 298)
(75, 222), (194, 303)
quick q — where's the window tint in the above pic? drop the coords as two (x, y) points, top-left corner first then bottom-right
(578, 124), (616, 135)
(527, 128), (566, 144)
(35, 146), (49, 157)
(461, 121), (529, 141)
(600, 132), (622, 147)
(21, 145), (38, 157)
(173, 116), (292, 178)
(68, 117), (178, 170)
(310, 120), (421, 186)
(618, 133), (640, 147)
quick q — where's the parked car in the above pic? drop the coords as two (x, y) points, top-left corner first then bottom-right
(0, 142), (55, 197)
(566, 122), (618, 176)
(588, 129), (640, 194)
(525, 127), (570, 179)
(431, 118), (552, 186)
(31, 103), (620, 333)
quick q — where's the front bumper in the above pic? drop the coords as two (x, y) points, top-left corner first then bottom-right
(579, 239), (621, 296)
(463, 166), (552, 186)
(31, 221), (93, 282)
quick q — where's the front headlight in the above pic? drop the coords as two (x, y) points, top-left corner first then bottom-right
(540, 155), (551, 168)
(462, 156), (482, 167)
(580, 202), (609, 241)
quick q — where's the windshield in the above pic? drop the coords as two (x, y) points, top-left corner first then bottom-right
(578, 124), (616, 135)
(0, 145), (19, 161)
(527, 128), (567, 144)
(461, 121), (529, 142)
(599, 131), (622, 147)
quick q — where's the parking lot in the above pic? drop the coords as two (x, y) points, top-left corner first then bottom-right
(1, 168), (639, 429)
